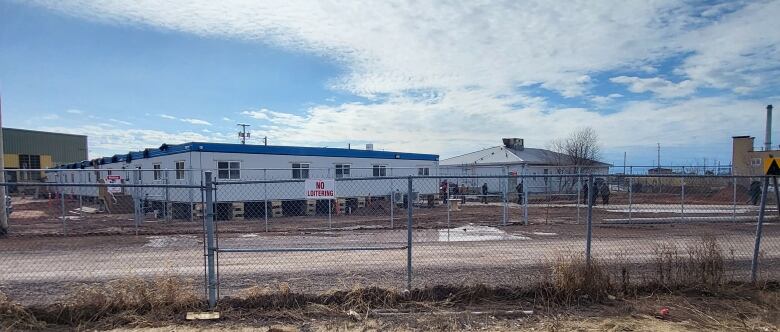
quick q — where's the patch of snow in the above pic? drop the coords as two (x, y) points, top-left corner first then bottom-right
(438, 225), (528, 242)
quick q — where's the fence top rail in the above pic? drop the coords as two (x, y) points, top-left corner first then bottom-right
(414, 174), (763, 179)
(0, 182), (205, 189)
(214, 176), (413, 185)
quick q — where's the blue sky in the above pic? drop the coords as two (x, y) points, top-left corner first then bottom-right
(1, 0), (779, 167)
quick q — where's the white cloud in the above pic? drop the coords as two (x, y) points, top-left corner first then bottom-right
(65, 109), (84, 114)
(180, 118), (212, 126)
(677, 1), (780, 94)
(247, 93), (777, 158)
(610, 76), (698, 98)
(222, 117), (232, 121)
(159, 114), (177, 119)
(591, 93), (624, 106)
(108, 118), (133, 126)
(22, 0), (780, 160)
(26, 0), (699, 99)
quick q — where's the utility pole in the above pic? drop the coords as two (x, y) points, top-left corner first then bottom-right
(263, 136), (267, 146)
(623, 151), (626, 174)
(657, 143), (661, 170)
(237, 123), (251, 144)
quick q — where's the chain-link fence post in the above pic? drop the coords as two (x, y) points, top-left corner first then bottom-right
(732, 176), (737, 222)
(78, 171), (83, 219)
(681, 176), (686, 222)
(446, 195), (451, 241)
(60, 186), (66, 235)
(406, 175), (413, 290)
(164, 170), (170, 221)
(263, 169), (268, 232)
(502, 168), (508, 226)
(628, 176), (633, 223)
(751, 176), (770, 283)
(204, 171), (217, 310)
(133, 168), (141, 235)
(586, 174), (594, 266)
(390, 182), (395, 229)
(390, 168), (394, 229)
(523, 171), (529, 226)
(576, 167), (581, 224)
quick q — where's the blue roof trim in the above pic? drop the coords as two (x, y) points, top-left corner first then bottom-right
(186, 142), (438, 161)
(53, 142), (437, 168)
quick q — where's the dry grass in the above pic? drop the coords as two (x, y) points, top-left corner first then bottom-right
(653, 237), (726, 288)
(0, 237), (774, 330)
(536, 253), (613, 307)
(29, 276), (202, 329)
(0, 291), (45, 330)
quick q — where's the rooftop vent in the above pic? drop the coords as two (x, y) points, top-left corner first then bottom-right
(366, 143), (374, 151)
(502, 138), (524, 151)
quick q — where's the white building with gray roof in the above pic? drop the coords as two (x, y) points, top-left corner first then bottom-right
(439, 138), (610, 194)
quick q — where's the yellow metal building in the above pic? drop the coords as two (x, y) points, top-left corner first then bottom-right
(2, 128), (88, 182)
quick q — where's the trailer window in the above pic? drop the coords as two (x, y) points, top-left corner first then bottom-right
(217, 161), (240, 180)
(175, 161), (185, 179)
(335, 164), (350, 178)
(153, 163), (162, 180)
(373, 165), (387, 177)
(292, 163), (310, 179)
(418, 167), (429, 176)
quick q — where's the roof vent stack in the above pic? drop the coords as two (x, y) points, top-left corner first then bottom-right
(366, 143), (374, 151)
(502, 138), (524, 151)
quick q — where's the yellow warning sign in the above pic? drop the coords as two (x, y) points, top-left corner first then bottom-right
(764, 157), (780, 175)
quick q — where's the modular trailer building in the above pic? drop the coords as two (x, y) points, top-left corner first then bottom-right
(47, 142), (439, 220)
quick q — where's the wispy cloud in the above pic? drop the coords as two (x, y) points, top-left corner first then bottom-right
(610, 76), (698, 98)
(41, 114), (60, 120)
(159, 114), (177, 120)
(65, 109), (84, 114)
(221, 117), (232, 122)
(108, 118), (133, 126)
(180, 118), (212, 126)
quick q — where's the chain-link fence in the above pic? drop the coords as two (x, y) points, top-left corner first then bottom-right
(0, 172), (777, 309)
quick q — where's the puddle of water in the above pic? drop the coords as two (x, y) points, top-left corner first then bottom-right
(438, 225), (528, 242)
(531, 232), (557, 236)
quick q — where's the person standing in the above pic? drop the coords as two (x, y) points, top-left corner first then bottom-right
(481, 183), (489, 204)
(749, 180), (762, 205)
(515, 181), (524, 204)
(582, 182), (589, 204)
(600, 181), (610, 205)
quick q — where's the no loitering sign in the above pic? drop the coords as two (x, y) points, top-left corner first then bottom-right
(305, 179), (336, 199)
(106, 175), (122, 193)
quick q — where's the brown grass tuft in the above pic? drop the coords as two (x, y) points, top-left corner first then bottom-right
(537, 253), (612, 306)
(0, 291), (45, 330)
(31, 276), (201, 328)
(653, 237), (725, 288)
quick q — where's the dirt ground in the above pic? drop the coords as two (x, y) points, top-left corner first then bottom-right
(2, 193), (780, 308)
(107, 289), (779, 331)
(5, 194), (777, 237)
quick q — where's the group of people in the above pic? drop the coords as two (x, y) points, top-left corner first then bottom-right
(441, 181), (524, 205)
(582, 179), (611, 205)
